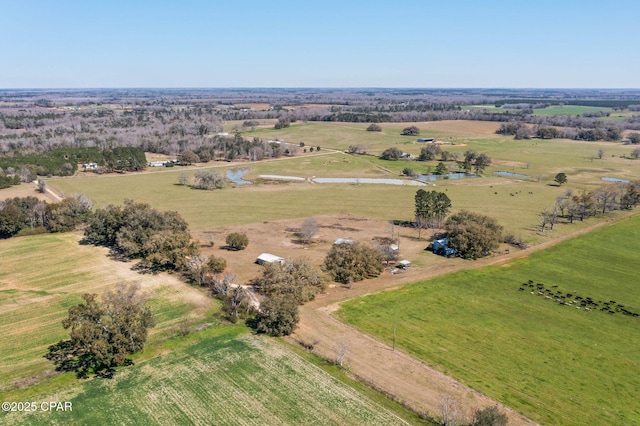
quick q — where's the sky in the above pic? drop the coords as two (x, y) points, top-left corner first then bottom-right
(0, 0), (638, 88)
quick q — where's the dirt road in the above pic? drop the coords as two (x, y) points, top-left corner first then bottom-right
(288, 214), (631, 425)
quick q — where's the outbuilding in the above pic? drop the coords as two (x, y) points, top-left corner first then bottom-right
(256, 253), (285, 265)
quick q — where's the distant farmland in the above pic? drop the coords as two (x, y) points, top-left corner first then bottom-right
(338, 213), (640, 426)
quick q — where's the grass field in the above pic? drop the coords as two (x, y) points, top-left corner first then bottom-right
(2, 327), (411, 426)
(48, 120), (640, 243)
(532, 105), (614, 116)
(0, 233), (215, 395)
(337, 213), (640, 425)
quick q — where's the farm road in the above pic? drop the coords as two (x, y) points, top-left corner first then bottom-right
(290, 214), (634, 425)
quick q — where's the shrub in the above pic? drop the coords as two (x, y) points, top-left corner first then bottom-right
(254, 294), (299, 336)
(401, 126), (420, 136)
(226, 232), (248, 250)
(366, 123), (382, 132)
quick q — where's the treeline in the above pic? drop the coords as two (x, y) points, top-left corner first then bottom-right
(497, 122), (624, 142)
(0, 147), (146, 177)
(539, 181), (640, 232)
(495, 99), (640, 108)
(0, 195), (92, 238)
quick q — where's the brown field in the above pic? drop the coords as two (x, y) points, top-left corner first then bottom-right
(193, 214), (440, 285)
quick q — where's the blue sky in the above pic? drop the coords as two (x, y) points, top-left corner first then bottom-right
(1, 0), (638, 88)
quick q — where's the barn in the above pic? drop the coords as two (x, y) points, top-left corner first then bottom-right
(256, 253), (285, 265)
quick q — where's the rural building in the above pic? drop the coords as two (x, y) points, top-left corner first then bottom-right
(398, 260), (411, 269)
(432, 238), (458, 257)
(416, 138), (435, 143)
(334, 238), (354, 245)
(82, 162), (98, 170)
(148, 159), (178, 167)
(256, 253), (285, 265)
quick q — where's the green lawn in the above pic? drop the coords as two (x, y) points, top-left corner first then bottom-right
(338, 213), (640, 425)
(2, 327), (410, 426)
(533, 105), (614, 116)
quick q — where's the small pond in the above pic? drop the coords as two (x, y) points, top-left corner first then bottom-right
(312, 177), (425, 186)
(601, 177), (630, 183)
(226, 168), (252, 185)
(493, 171), (530, 178)
(417, 172), (476, 182)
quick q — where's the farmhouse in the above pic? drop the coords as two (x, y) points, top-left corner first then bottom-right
(256, 253), (285, 265)
(432, 238), (458, 257)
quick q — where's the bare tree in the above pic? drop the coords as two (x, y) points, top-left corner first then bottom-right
(597, 148), (605, 160)
(631, 147), (640, 159)
(178, 172), (189, 186)
(439, 394), (464, 426)
(334, 341), (351, 368)
(298, 217), (318, 243)
(187, 255), (210, 286)
(593, 184), (620, 214)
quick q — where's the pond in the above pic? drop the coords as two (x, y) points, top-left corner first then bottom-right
(417, 172), (476, 182)
(493, 171), (530, 178)
(601, 177), (630, 183)
(226, 168), (252, 185)
(312, 177), (426, 186)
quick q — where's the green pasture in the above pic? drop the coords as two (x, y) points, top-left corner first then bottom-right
(49, 158), (576, 242)
(2, 327), (409, 426)
(338, 213), (640, 426)
(533, 105), (613, 116)
(48, 119), (640, 243)
(0, 233), (215, 394)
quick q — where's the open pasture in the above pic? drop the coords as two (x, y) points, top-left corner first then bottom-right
(0, 233), (215, 394)
(48, 119), (640, 244)
(338, 213), (640, 426)
(2, 327), (409, 426)
(50, 159), (593, 244)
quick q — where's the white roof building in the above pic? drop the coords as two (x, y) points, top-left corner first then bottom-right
(256, 253), (285, 265)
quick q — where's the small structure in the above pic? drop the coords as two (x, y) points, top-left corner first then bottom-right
(256, 253), (285, 265)
(432, 238), (458, 257)
(334, 238), (354, 245)
(397, 260), (411, 269)
(82, 162), (98, 170)
(416, 138), (435, 143)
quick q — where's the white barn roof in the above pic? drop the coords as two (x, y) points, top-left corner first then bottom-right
(256, 253), (285, 264)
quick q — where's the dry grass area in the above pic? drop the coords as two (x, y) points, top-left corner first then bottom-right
(193, 214), (440, 285)
(0, 182), (52, 202)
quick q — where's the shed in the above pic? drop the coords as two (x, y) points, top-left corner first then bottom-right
(417, 138), (435, 143)
(398, 260), (411, 269)
(256, 253), (285, 265)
